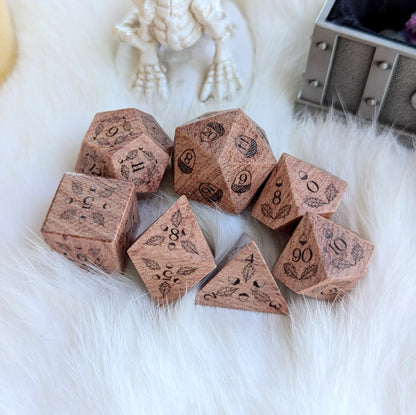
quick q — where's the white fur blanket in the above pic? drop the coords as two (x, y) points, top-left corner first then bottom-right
(1, 0), (415, 413)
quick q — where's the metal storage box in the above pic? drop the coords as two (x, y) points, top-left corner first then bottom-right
(297, 0), (416, 140)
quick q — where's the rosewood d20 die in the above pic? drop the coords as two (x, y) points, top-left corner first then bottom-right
(196, 234), (288, 314)
(252, 153), (347, 233)
(173, 109), (276, 214)
(75, 108), (173, 195)
(272, 213), (374, 301)
(127, 195), (216, 304)
(41, 173), (139, 273)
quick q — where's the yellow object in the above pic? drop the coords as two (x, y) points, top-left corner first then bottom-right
(0, 0), (17, 83)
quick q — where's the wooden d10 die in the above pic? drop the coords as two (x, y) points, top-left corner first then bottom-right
(75, 108), (173, 195)
(272, 213), (374, 301)
(196, 234), (288, 314)
(252, 153), (347, 233)
(127, 195), (216, 304)
(41, 173), (139, 273)
(173, 109), (276, 214)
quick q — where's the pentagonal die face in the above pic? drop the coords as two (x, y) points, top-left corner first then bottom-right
(128, 196), (216, 304)
(75, 108), (173, 195)
(41, 173), (139, 273)
(272, 213), (374, 301)
(173, 109), (276, 214)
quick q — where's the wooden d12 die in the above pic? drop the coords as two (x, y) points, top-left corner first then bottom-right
(195, 234), (288, 314)
(272, 213), (374, 301)
(127, 195), (216, 304)
(173, 109), (276, 214)
(252, 153), (347, 232)
(41, 173), (139, 273)
(75, 108), (173, 195)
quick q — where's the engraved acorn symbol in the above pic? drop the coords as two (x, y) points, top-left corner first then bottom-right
(234, 135), (258, 158)
(177, 149), (195, 174)
(199, 183), (223, 202)
(231, 169), (252, 194)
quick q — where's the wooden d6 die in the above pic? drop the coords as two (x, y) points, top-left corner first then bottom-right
(196, 234), (288, 314)
(252, 153), (347, 232)
(75, 108), (173, 195)
(41, 173), (139, 273)
(127, 196), (216, 304)
(272, 213), (374, 301)
(173, 109), (276, 214)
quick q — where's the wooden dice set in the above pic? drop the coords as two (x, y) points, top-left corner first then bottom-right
(42, 107), (374, 313)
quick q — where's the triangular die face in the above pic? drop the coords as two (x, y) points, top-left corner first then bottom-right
(307, 213), (374, 282)
(175, 109), (240, 159)
(219, 110), (276, 165)
(251, 157), (299, 231)
(282, 153), (347, 218)
(128, 196), (216, 304)
(196, 235), (288, 314)
(272, 213), (327, 294)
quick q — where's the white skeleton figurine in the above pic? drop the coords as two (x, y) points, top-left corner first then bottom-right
(113, 0), (242, 101)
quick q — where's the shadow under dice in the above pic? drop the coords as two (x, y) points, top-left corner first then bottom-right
(272, 212), (374, 301)
(196, 234), (288, 314)
(41, 173), (139, 273)
(75, 108), (173, 195)
(128, 195), (216, 304)
(252, 153), (347, 232)
(173, 109), (276, 214)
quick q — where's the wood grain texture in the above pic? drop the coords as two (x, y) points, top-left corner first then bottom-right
(127, 195), (216, 304)
(41, 173), (139, 273)
(252, 153), (348, 233)
(173, 109), (276, 214)
(75, 108), (173, 196)
(272, 212), (374, 301)
(196, 234), (288, 314)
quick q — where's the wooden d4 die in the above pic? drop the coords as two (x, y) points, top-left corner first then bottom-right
(252, 153), (347, 232)
(75, 108), (173, 195)
(272, 213), (374, 301)
(173, 109), (276, 214)
(127, 196), (216, 304)
(195, 234), (288, 314)
(41, 173), (139, 273)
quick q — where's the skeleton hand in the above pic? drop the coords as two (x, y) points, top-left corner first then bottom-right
(133, 61), (169, 100)
(200, 57), (242, 102)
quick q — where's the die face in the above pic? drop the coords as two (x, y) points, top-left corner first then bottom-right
(273, 213), (374, 300)
(128, 196), (216, 304)
(173, 109), (276, 214)
(272, 214), (326, 294)
(41, 173), (139, 273)
(75, 108), (173, 194)
(111, 136), (170, 194)
(252, 153), (347, 232)
(196, 234), (288, 314)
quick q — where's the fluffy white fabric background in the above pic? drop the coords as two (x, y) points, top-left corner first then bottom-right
(1, 0), (415, 413)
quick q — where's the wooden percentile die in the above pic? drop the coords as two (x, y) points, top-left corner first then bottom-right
(196, 234), (288, 314)
(75, 108), (173, 195)
(128, 196), (216, 304)
(41, 173), (139, 273)
(272, 213), (374, 301)
(252, 153), (347, 232)
(173, 109), (276, 214)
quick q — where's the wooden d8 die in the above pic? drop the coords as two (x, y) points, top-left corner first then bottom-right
(272, 213), (374, 301)
(173, 109), (276, 214)
(252, 153), (347, 233)
(41, 173), (139, 273)
(75, 108), (173, 195)
(127, 196), (216, 304)
(196, 234), (288, 314)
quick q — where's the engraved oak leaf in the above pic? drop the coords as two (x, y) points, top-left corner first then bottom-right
(215, 286), (238, 297)
(99, 187), (117, 198)
(170, 209), (183, 228)
(181, 240), (199, 255)
(304, 197), (327, 208)
(325, 184), (339, 202)
(251, 289), (271, 303)
(283, 262), (298, 279)
(72, 181), (83, 195)
(242, 263), (255, 282)
(351, 243), (364, 263)
(121, 165), (130, 179)
(126, 150), (138, 161)
(177, 266), (198, 275)
(145, 235), (165, 246)
(60, 209), (77, 220)
(261, 203), (291, 220)
(92, 212), (105, 227)
(142, 258), (161, 270)
(300, 264), (318, 280)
